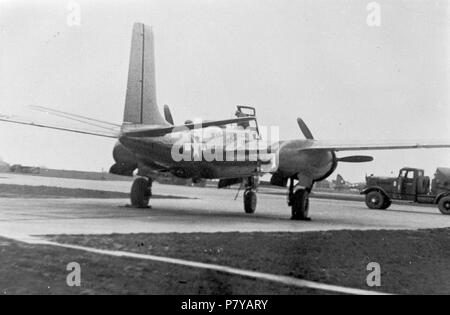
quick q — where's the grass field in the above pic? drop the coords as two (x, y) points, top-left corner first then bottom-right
(2, 228), (450, 294)
(0, 237), (319, 295)
(41, 228), (450, 295)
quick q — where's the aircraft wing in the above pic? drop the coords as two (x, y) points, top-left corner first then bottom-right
(122, 116), (256, 138)
(0, 111), (255, 139)
(29, 105), (121, 129)
(0, 114), (119, 138)
(301, 139), (450, 151)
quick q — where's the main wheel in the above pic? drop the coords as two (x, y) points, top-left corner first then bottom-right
(130, 177), (152, 208)
(291, 190), (310, 221)
(244, 189), (257, 214)
(365, 191), (386, 210)
(438, 196), (450, 215)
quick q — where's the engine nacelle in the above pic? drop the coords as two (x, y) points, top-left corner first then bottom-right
(109, 162), (136, 177)
(270, 172), (288, 187)
(110, 142), (137, 176)
(218, 178), (242, 188)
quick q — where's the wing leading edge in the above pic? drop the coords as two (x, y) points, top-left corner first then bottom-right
(0, 113), (256, 139)
(300, 139), (450, 151)
(0, 115), (119, 138)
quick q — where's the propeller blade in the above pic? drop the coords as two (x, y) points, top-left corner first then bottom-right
(297, 118), (314, 140)
(337, 155), (374, 163)
(164, 104), (174, 125)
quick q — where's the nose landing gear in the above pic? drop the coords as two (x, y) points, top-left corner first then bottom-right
(243, 176), (257, 214)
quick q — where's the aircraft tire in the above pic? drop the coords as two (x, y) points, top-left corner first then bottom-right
(365, 191), (385, 210)
(130, 177), (151, 208)
(438, 196), (450, 215)
(244, 189), (257, 214)
(291, 190), (310, 221)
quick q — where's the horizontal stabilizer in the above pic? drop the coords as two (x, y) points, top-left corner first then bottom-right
(122, 116), (256, 138)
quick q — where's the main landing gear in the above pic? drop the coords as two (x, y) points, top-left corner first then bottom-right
(243, 177), (257, 214)
(288, 178), (311, 221)
(130, 177), (153, 208)
(241, 176), (311, 220)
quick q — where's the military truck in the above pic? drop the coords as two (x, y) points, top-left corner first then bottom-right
(361, 167), (450, 215)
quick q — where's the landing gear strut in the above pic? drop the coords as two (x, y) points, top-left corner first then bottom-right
(130, 177), (152, 208)
(243, 177), (257, 214)
(288, 178), (311, 221)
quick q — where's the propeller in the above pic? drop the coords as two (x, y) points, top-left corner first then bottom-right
(295, 118), (373, 163)
(297, 118), (314, 140)
(164, 104), (174, 125)
(337, 155), (374, 163)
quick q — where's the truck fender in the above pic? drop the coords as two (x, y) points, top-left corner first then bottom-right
(435, 192), (450, 204)
(360, 187), (389, 198)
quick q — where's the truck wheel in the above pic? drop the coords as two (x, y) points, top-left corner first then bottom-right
(438, 196), (450, 215)
(381, 199), (392, 210)
(365, 191), (385, 210)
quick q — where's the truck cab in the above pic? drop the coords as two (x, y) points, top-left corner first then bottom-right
(361, 167), (450, 214)
(394, 168), (430, 201)
(364, 167), (429, 201)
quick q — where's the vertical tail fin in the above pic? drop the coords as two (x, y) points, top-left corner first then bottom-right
(123, 23), (168, 126)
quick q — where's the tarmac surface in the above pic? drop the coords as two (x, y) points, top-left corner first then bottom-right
(0, 173), (449, 241)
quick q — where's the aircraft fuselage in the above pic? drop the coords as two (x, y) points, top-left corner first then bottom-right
(114, 135), (337, 186)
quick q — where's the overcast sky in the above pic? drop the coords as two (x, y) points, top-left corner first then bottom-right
(0, 0), (449, 182)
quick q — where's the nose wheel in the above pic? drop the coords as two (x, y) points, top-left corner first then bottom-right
(244, 189), (257, 213)
(243, 176), (257, 214)
(130, 177), (152, 208)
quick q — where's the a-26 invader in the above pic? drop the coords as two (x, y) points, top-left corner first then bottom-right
(2, 23), (450, 221)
